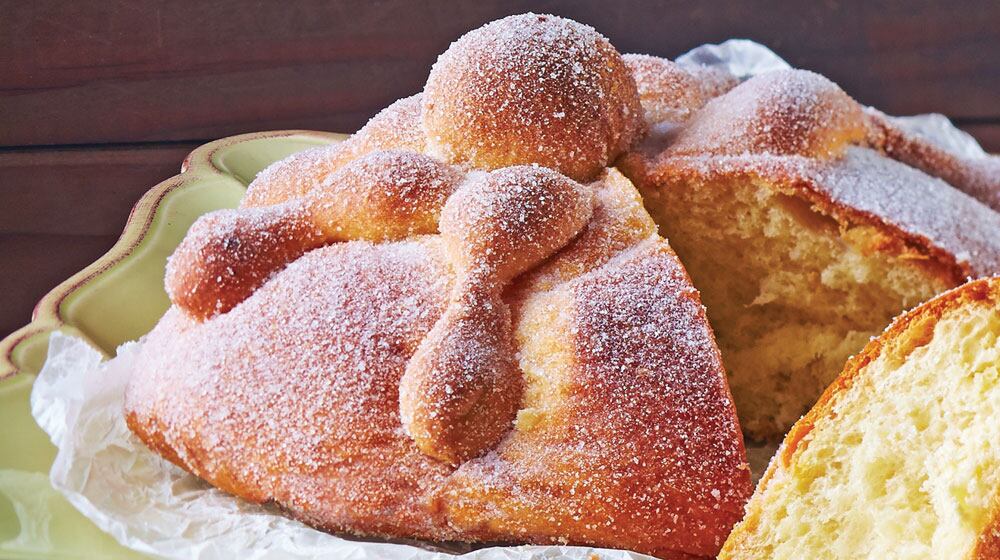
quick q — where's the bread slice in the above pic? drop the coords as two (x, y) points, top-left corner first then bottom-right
(720, 276), (1000, 559)
(620, 66), (1000, 440)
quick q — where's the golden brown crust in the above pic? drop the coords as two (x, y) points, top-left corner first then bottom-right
(422, 14), (644, 182)
(129, 239), (461, 539)
(175, 13), (654, 321)
(130, 14), (759, 556)
(665, 70), (866, 159)
(722, 276), (1000, 558)
(242, 95), (427, 208)
(865, 108), (1000, 212)
(304, 150), (462, 241)
(443, 239), (750, 558)
(625, 150), (1000, 284)
(974, 499), (1000, 559)
(131, 14), (1000, 555)
(164, 204), (327, 321)
(623, 54), (709, 125)
(620, 68), (1000, 283)
(166, 150), (462, 320)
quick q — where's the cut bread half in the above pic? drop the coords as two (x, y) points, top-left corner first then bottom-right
(620, 66), (1000, 440)
(720, 276), (1000, 559)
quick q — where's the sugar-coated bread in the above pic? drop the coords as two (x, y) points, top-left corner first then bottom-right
(127, 13), (752, 558)
(242, 95), (428, 208)
(399, 166), (593, 465)
(127, 169), (751, 558)
(865, 107), (1000, 212)
(127, 10), (1000, 558)
(665, 70), (867, 159)
(624, 53), (723, 125)
(166, 150), (462, 320)
(721, 276), (1000, 559)
(422, 13), (644, 181)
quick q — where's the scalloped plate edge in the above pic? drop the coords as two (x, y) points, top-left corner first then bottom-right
(0, 130), (348, 381)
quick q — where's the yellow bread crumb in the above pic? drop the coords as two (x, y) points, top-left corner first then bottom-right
(721, 277), (1000, 559)
(637, 176), (948, 439)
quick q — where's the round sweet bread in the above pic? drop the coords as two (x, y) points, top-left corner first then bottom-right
(422, 13), (644, 182)
(126, 11), (1000, 557)
(126, 13), (750, 559)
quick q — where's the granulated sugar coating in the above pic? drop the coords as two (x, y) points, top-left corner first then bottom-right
(443, 241), (749, 559)
(243, 95), (427, 207)
(666, 70), (866, 159)
(127, 239), (460, 539)
(864, 107), (1000, 212)
(169, 149), (463, 320)
(648, 148), (1000, 281)
(164, 203), (326, 320)
(400, 166), (592, 465)
(622, 63), (1000, 286)
(623, 54), (713, 124)
(814, 147), (1000, 277)
(422, 13), (644, 182)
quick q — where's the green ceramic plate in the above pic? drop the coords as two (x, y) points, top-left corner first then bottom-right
(0, 130), (347, 558)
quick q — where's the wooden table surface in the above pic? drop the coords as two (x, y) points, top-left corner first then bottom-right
(2, 0), (999, 339)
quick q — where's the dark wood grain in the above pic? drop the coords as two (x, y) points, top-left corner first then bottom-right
(0, 144), (194, 335)
(2, 0), (998, 147)
(0, 234), (119, 337)
(0, 144), (196, 237)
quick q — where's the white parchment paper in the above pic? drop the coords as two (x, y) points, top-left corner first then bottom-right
(27, 40), (991, 560)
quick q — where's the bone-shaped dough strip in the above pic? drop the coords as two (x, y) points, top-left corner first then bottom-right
(399, 166), (593, 464)
(166, 150), (461, 320)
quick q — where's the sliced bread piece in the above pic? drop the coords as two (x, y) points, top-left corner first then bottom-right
(721, 276), (1000, 559)
(620, 66), (1000, 440)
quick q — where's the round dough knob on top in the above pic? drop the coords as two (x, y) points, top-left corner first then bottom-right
(422, 13), (644, 182)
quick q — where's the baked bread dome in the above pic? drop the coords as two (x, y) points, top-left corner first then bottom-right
(620, 59), (1000, 440)
(720, 276), (1000, 559)
(126, 14), (750, 558)
(422, 13), (644, 182)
